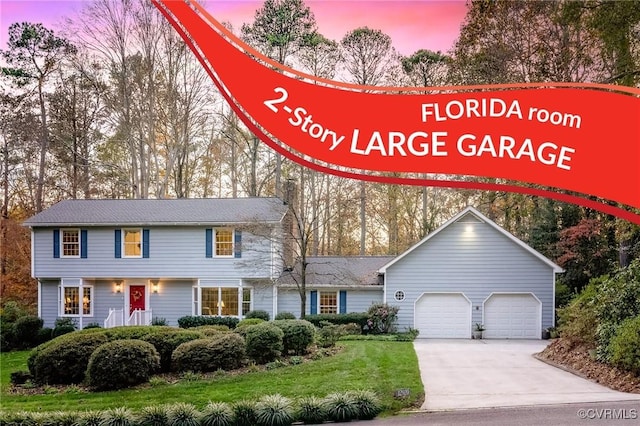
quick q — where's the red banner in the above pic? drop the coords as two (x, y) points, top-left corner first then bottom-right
(153, 0), (640, 224)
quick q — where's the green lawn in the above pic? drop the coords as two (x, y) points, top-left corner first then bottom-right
(0, 341), (423, 415)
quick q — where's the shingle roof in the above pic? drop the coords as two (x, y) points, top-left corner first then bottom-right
(22, 198), (289, 227)
(278, 256), (394, 287)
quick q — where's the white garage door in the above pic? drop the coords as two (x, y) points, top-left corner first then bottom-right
(483, 294), (541, 339)
(414, 293), (471, 338)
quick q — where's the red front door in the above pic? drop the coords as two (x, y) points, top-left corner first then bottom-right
(129, 285), (146, 315)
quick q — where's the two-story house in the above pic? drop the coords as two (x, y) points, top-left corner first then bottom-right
(25, 200), (561, 339)
(22, 198), (289, 328)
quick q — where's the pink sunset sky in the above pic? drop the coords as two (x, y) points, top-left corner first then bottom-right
(0, 0), (468, 55)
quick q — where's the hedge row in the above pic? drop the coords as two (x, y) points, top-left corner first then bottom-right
(27, 326), (206, 385)
(26, 319), (320, 387)
(304, 313), (369, 328)
(0, 391), (381, 425)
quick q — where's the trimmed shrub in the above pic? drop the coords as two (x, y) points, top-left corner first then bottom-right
(350, 390), (381, 420)
(138, 405), (170, 426)
(234, 318), (264, 337)
(12, 316), (43, 349)
(53, 324), (76, 337)
(29, 332), (109, 384)
(53, 317), (77, 338)
(275, 312), (296, 320)
(172, 333), (246, 372)
(609, 315), (640, 375)
(364, 303), (399, 334)
(245, 322), (284, 364)
(232, 400), (257, 426)
(296, 396), (327, 425)
(304, 312), (368, 328)
(103, 325), (172, 341)
(141, 329), (204, 372)
(315, 321), (344, 348)
(84, 322), (102, 329)
(36, 327), (53, 345)
(272, 320), (315, 355)
(10, 370), (32, 385)
(86, 339), (160, 390)
(167, 403), (200, 426)
(102, 407), (135, 426)
(255, 394), (293, 426)
(195, 325), (231, 337)
(323, 392), (359, 423)
(245, 310), (270, 321)
(199, 402), (233, 426)
(177, 316), (239, 329)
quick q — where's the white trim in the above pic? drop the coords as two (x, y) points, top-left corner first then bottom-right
(60, 228), (81, 258)
(213, 228), (234, 258)
(122, 228), (143, 258)
(482, 292), (542, 339)
(124, 280), (150, 316)
(37, 280), (42, 318)
(318, 290), (339, 314)
(552, 272), (556, 327)
(378, 206), (564, 273)
(31, 230), (35, 278)
(194, 278), (245, 317)
(413, 292), (472, 338)
(272, 284), (278, 319)
(59, 278), (93, 319)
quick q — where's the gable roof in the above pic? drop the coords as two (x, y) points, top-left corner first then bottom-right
(378, 206), (563, 273)
(278, 256), (393, 287)
(22, 198), (289, 227)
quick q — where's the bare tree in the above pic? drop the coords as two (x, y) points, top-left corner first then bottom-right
(241, 0), (318, 199)
(339, 27), (395, 255)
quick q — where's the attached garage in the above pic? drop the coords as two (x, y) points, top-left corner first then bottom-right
(483, 293), (541, 339)
(414, 293), (471, 338)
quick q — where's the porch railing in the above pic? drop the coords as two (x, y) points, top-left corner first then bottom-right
(104, 308), (124, 328)
(127, 309), (153, 326)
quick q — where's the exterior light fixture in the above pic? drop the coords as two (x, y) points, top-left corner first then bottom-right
(152, 280), (159, 294)
(115, 281), (122, 293)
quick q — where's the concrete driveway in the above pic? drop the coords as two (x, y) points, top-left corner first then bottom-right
(414, 339), (640, 411)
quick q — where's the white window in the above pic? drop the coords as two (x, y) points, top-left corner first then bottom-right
(197, 286), (249, 316)
(59, 281), (93, 317)
(215, 229), (234, 256)
(242, 288), (252, 315)
(123, 229), (142, 258)
(319, 291), (338, 314)
(61, 229), (80, 258)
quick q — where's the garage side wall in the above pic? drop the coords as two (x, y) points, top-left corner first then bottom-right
(384, 218), (554, 335)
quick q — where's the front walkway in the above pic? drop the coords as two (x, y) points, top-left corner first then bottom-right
(413, 339), (640, 411)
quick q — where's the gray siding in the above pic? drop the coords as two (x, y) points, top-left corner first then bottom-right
(40, 280), (59, 328)
(385, 220), (555, 334)
(276, 287), (383, 318)
(250, 280), (275, 317)
(148, 280), (193, 326)
(32, 226), (275, 279)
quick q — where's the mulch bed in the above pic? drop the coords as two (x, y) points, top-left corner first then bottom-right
(536, 338), (640, 393)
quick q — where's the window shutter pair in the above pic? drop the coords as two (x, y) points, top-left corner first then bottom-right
(205, 229), (242, 258)
(53, 229), (87, 258)
(114, 229), (149, 258)
(309, 290), (347, 315)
